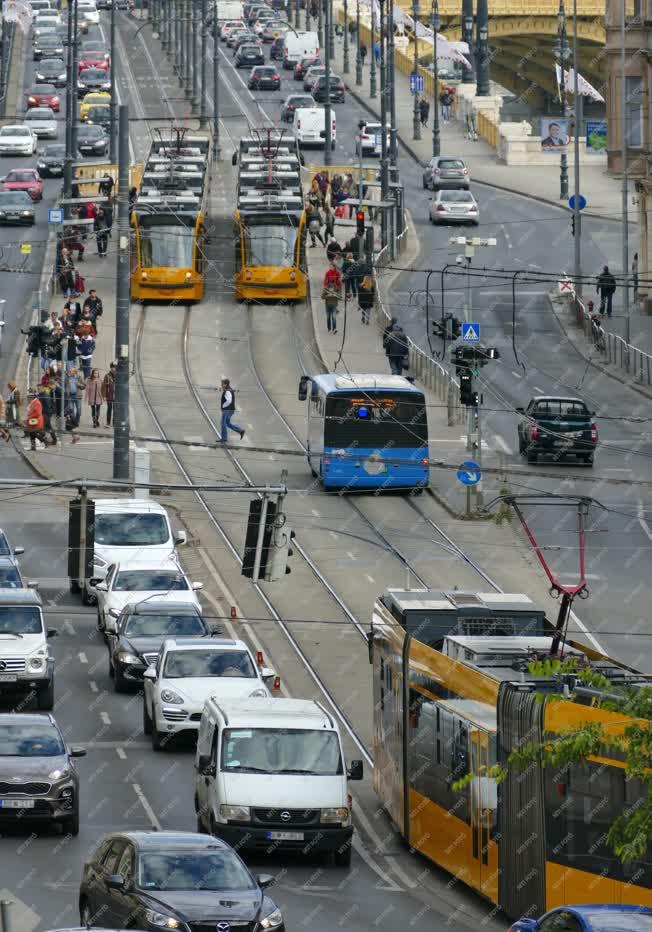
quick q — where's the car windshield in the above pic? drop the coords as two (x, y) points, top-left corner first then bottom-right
(0, 534), (10, 555)
(440, 191), (473, 202)
(164, 649), (255, 678)
(584, 914), (652, 931)
(30, 84), (56, 94)
(43, 145), (64, 156)
(0, 127), (29, 136)
(6, 171), (36, 181)
(25, 110), (53, 120)
(87, 107), (109, 119)
(222, 728), (343, 775)
(79, 125), (104, 138)
(532, 400), (589, 417)
(0, 607), (42, 634)
(94, 512), (169, 545)
(138, 851), (255, 892)
(124, 613), (204, 637)
(0, 725), (64, 757)
(0, 568), (22, 588)
(113, 570), (188, 592)
(0, 192), (32, 204)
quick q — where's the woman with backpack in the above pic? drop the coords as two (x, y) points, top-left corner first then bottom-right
(306, 204), (325, 247)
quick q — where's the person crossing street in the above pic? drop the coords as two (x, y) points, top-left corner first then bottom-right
(219, 378), (245, 443)
(597, 265), (617, 318)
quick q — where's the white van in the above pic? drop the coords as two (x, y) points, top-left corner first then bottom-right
(293, 106), (335, 149)
(194, 697), (363, 866)
(216, 0), (244, 20)
(73, 498), (186, 604)
(282, 30), (319, 68)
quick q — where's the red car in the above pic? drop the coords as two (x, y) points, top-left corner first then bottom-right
(78, 49), (110, 72)
(0, 169), (43, 202)
(26, 83), (60, 112)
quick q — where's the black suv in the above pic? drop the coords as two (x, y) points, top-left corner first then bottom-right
(106, 602), (217, 692)
(517, 395), (597, 465)
(0, 713), (85, 835)
(76, 123), (108, 156)
(79, 831), (285, 931)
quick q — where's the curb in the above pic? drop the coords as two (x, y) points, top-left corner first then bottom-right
(549, 298), (652, 403)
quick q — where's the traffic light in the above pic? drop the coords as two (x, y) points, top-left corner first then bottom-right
(356, 210), (365, 238)
(571, 214), (575, 237)
(459, 371), (474, 405)
(451, 317), (461, 339)
(264, 525), (296, 581)
(242, 499), (276, 579)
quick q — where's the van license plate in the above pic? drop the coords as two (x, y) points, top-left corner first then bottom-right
(266, 831), (304, 841)
(0, 674), (17, 682)
(0, 799), (35, 808)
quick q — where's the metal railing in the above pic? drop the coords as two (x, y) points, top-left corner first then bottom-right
(570, 293), (652, 386)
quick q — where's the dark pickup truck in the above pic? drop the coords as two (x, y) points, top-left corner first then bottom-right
(517, 396), (597, 466)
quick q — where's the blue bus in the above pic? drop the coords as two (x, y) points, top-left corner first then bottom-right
(297, 373), (429, 491)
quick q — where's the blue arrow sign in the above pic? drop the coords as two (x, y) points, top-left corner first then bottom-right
(457, 460), (481, 486)
(568, 194), (586, 211)
(409, 73), (424, 94)
(461, 322), (480, 343)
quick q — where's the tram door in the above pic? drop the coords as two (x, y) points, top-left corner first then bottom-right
(469, 728), (498, 900)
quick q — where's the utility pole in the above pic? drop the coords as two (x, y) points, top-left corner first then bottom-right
(571, 0), (581, 298)
(461, 0), (474, 83)
(555, 0), (569, 200)
(63, 0), (75, 203)
(431, 0), (440, 156)
(412, 0), (420, 139)
(191, 0), (199, 111)
(199, 0), (208, 126)
(295, 0), (300, 28)
(379, 0), (389, 247)
(620, 0), (630, 347)
(369, 4), (377, 97)
(113, 105), (130, 482)
(70, 0), (79, 187)
(388, 0), (398, 168)
(317, 0), (323, 47)
(212, 11), (221, 160)
(185, 0), (192, 97)
(109, 0), (117, 163)
(355, 0), (361, 84)
(324, 0), (332, 164)
(343, 0), (349, 72)
(475, 0), (489, 96)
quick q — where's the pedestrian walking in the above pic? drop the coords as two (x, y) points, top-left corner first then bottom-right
(83, 289), (103, 331)
(373, 40), (381, 63)
(38, 382), (58, 445)
(84, 368), (103, 427)
(322, 263), (342, 334)
(440, 89), (453, 122)
(94, 208), (109, 257)
(419, 97), (430, 127)
(77, 333), (95, 379)
(58, 247), (75, 297)
(306, 204), (325, 246)
(6, 381), (21, 426)
(219, 378), (245, 442)
(597, 265), (617, 318)
(387, 323), (409, 375)
(383, 316), (398, 354)
(104, 194), (114, 234)
(342, 251), (359, 299)
(24, 389), (46, 451)
(358, 273), (375, 324)
(98, 172), (114, 198)
(632, 252), (639, 298)
(66, 367), (82, 427)
(326, 239), (342, 263)
(308, 178), (323, 210)
(102, 363), (116, 427)
(323, 204), (335, 240)
(359, 42), (367, 66)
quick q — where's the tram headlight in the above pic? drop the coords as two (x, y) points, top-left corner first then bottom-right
(141, 272), (148, 280)
(289, 271), (296, 281)
(185, 272), (191, 280)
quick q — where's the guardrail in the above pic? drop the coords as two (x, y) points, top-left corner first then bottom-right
(571, 292), (652, 387)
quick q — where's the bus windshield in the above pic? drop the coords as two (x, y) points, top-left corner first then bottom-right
(324, 391), (427, 448)
(139, 215), (195, 268)
(242, 216), (297, 268)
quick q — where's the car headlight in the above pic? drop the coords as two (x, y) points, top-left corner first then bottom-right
(93, 556), (108, 568)
(249, 687), (268, 697)
(0, 211), (5, 216)
(22, 211), (33, 216)
(320, 807), (350, 825)
(77, 81), (85, 88)
(29, 657), (44, 668)
(108, 609), (120, 618)
(36, 73), (45, 80)
(160, 688), (184, 704)
(59, 73), (66, 80)
(260, 908), (283, 930)
(218, 804), (250, 822)
(37, 162), (45, 168)
(48, 768), (70, 780)
(116, 651), (139, 664)
(143, 911), (181, 930)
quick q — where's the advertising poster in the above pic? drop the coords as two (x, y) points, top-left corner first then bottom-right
(540, 117), (569, 152)
(586, 120), (607, 153)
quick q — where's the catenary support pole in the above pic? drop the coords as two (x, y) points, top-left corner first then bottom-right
(475, 0), (489, 95)
(388, 0), (398, 168)
(461, 0), (474, 83)
(213, 12), (221, 160)
(557, 0), (569, 200)
(431, 0), (440, 156)
(113, 104), (130, 482)
(199, 0), (208, 126)
(343, 0), (349, 72)
(572, 0), (581, 299)
(324, 0), (332, 164)
(70, 0), (79, 183)
(412, 0), (420, 139)
(109, 0), (117, 162)
(355, 0), (361, 84)
(380, 0), (388, 247)
(63, 0), (75, 203)
(621, 0), (630, 347)
(185, 0), (192, 96)
(369, 2), (377, 97)
(191, 0), (199, 110)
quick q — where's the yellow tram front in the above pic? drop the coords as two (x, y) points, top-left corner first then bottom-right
(234, 195), (306, 304)
(131, 197), (206, 303)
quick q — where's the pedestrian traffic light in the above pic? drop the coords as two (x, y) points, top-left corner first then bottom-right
(571, 215), (575, 237)
(242, 499), (276, 580)
(356, 210), (365, 238)
(264, 524), (295, 582)
(459, 371), (474, 406)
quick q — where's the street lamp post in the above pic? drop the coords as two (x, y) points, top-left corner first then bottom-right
(461, 0), (474, 83)
(199, 0), (208, 126)
(355, 0), (362, 84)
(412, 0), (421, 140)
(213, 10), (221, 160)
(295, 0), (300, 29)
(620, 0), (630, 345)
(370, 3), (377, 97)
(571, 0), (581, 298)
(555, 0), (570, 200)
(324, 0), (332, 164)
(431, 0), (440, 156)
(475, 0), (489, 95)
(109, 0), (117, 162)
(191, 0), (199, 110)
(343, 0), (350, 72)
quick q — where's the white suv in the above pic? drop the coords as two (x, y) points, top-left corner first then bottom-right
(143, 639), (276, 750)
(0, 589), (58, 710)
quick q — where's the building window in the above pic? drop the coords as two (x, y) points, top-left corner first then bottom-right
(626, 76), (643, 147)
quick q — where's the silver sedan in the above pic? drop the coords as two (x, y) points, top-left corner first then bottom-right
(429, 189), (479, 224)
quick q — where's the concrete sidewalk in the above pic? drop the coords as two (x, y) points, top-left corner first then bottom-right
(331, 34), (627, 224)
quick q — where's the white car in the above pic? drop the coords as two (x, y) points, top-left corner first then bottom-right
(93, 559), (203, 636)
(429, 189), (479, 225)
(220, 20), (245, 40)
(143, 638), (276, 750)
(33, 13), (62, 32)
(23, 107), (57, 138)
(356, 121), (389, 156)
(0, 125), (38, 156)
(76, 0), (100, 24)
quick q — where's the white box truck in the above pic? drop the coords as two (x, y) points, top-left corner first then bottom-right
(293, 106), (336, 149)
(194, 697), (363, 866)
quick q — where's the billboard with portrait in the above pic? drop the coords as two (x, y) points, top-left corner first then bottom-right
(540, 117), (569, 152)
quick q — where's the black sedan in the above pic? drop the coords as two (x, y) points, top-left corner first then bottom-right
(0, 191), (35, 225)
(312, 74), (346, 103)
(76, 123), (108, 157)
(248, 65), (281, 89)
(33, 35), (64, 60)
(106, 601), (216, 692)
(37, 143), (65, 177)
(235, 43), (265, 67)
(35, 57), (67, 87)
(77, 67), (111, 97)
(78, 831), (285, 931)
(281, 92), (315, 122)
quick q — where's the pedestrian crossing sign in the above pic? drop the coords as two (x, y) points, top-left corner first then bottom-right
(461, 322), (480, 342)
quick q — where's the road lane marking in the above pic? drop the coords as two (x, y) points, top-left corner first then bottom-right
(533, 386), (544, 393)
(116, 747), (127, 759)
(100, 711), (111, 725)
(78, 651), (87, 664)
(133, 782), (162, 831)
(511, 370), (522, 379)
(89, 681), (98, 692)
(493, 435), (512, 454)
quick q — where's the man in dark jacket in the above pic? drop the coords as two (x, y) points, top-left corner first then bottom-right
(383, 317), (398, 354)
(83, 290), (103, 323)
(597, 265), (617, 318)
(387, 323), (408, 374)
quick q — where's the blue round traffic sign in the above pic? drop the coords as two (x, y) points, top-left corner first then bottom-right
(568, 194), (586, 211)
(456, 460), (481, 486)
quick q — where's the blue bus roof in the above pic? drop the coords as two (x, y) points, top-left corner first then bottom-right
(310, 374), (423, 395)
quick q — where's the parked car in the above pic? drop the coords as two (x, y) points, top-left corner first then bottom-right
(35, 57), (67, 86)
(429, 189), (479, 224)
(26, 83), (60, 111)
(509, 905), (652, 932)
(36, 143), (65, 177)
(0, 125), (38, 156)
(422, 155), (469, 190)
(0, 713), (85, 835)
(0, 168), (44, 202)
(516, 396), (597, 466)
(235, 43), (265, 67)
(248, 64), (281, 89)
(78, 831), (284, 930)
(312, 74), (345, 103)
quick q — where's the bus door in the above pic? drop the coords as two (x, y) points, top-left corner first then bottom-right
(307, 383), (323, 474)
(469, 728), (498, 900)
